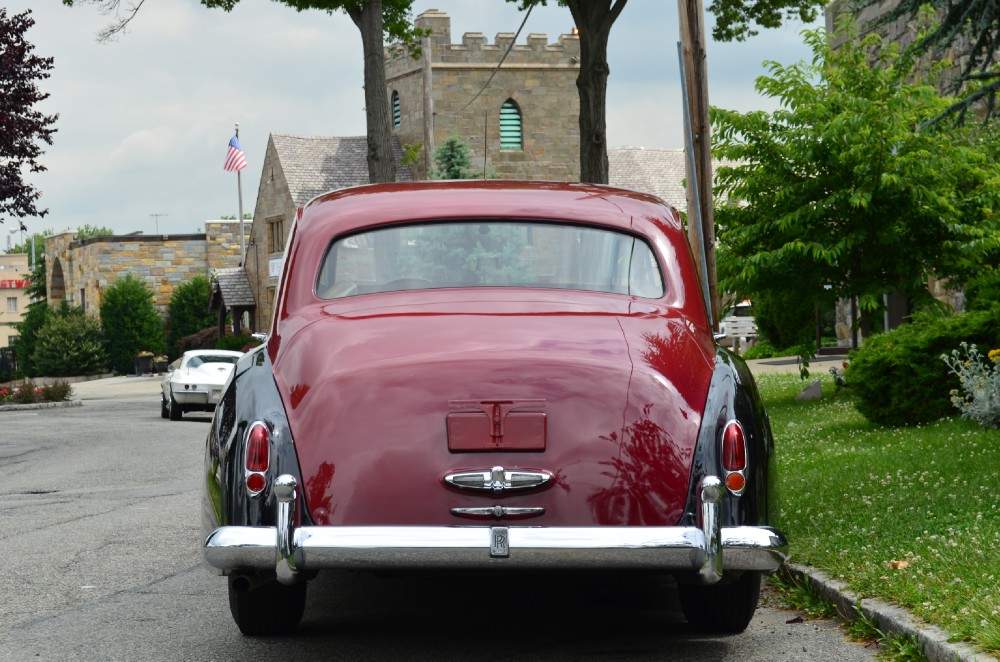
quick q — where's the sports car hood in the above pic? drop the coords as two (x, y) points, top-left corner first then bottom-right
(270, 293), (715, 527)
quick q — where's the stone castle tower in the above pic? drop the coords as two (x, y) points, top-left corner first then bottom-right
(385, 9), (581, 180)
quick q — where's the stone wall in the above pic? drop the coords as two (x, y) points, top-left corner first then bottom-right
(44, 222), (249, 318)
(386, 9), (581, 180)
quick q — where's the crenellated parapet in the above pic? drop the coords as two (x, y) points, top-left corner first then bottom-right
(385, 10), (581, 181)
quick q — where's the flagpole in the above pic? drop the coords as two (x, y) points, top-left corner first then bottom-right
(235, 122), (246, 267)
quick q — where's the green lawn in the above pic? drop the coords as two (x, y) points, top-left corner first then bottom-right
(758, 373), (1000, 656)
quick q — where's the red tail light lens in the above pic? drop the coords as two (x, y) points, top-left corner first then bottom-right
(245, 422), (270, 496)
(722, 422), (746, 471)
(721, 420), (748, 496)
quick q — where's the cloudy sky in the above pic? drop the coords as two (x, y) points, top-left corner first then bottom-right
(4, 0), (819, 241)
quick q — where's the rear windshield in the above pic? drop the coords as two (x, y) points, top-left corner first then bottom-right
(187, 355), (239, 368)
(316, 221), (664, 299)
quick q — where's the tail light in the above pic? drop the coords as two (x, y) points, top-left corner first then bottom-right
(244, 421), (270, 496)
(721, 420), (748, 495)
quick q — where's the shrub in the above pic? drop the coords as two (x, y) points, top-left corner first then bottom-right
(964, 270), (1000, 312)
(167, 275), (215, 356)
(32, 307), (107, 377)
(39, 380), (73, 402)
(216, 333), (261, 353)
(11, 381), (40, 404)
(10, 300), (51, 377)
(845, 306), (1000, 426)
(941, 343), (1000, 428)
(752, 288), (817, 351)
(100, 274), (166, 374)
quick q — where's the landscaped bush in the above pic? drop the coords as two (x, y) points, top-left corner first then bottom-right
(0, 380), (74, 406)
(964, 270), (1000, 312)
(11, 381), (40, 404)
(100, 274), (167, 374)
(216, 333), (261, 353)
(752, 288), (817, 351)
(845, 306), (1000, 426)
(32, 307), (107, 377)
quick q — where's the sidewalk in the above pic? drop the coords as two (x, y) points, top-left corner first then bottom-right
(744, 352), (849, 376)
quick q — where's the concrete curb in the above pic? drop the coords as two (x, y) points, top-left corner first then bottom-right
(0, 399), (83, 413)
(787, 564), (998, 662)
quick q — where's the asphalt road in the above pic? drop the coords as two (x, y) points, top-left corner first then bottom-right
(0, 376), (877, 661)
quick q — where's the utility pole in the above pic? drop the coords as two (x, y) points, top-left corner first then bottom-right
(677, 0), (719, 330)
(151, 213), (168, 235)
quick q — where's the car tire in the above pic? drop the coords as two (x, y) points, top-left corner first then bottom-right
(168, 393), (182, 421)
(228, 577), (306, 636)
(677, 570), (760, 634)
(160, 396), (168, 419)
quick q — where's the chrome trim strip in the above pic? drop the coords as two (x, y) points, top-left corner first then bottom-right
(444, 466), (553, 493)
(450, 505), (546, 519)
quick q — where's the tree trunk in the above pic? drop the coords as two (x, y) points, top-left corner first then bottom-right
(566, 0), (627, 184)
(349, 0), (396, 183)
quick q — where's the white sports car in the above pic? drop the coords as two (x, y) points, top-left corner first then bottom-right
(161, 350), (242, 421)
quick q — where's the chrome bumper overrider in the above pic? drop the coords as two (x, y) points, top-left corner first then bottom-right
(204, 474), (788, 585)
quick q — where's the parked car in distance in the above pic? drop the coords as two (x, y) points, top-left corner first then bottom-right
(202, 181), (787, 636)
(161, 350), (242, 421)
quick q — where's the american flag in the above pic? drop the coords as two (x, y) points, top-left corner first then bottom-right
(223, 135), (248, 172)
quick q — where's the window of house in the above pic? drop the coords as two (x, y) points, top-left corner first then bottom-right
(499, 99), (523, 150)
(5, 297), (16, 313)
(391, 90), (401, 129)
(269, 217), (285, 253)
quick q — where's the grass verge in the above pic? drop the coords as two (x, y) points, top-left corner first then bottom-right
(758, 373), (1000, 657)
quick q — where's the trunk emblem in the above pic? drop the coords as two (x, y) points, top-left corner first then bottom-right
(445, 466), (552, 494)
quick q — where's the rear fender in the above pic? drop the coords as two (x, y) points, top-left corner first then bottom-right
(680, 348), (774, 528)
(203, 345), (308, 539)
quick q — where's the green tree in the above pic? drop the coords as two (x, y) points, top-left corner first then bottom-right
(431, 132), (477, 179)
(167, 275), (215, 357)
(712, 21), (1000, 334)
(509, 0), (627, 184)
(0, 9), (58, 229)
(76, 224), (114, 239)
(100, 274), (166, 374)
(32, 304), (107, 377)
(707, 0), (824, 41)
(10, 298), (49, 376)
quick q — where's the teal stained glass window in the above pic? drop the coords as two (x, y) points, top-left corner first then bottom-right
(392, 91), (401, 129)
(499, 99), (522, 150)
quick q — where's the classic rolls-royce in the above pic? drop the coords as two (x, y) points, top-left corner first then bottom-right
(202, 181), (787, 635)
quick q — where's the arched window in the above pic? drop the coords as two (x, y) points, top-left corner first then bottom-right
(391, 90), (401, 129)
(499, 99), (522, 150)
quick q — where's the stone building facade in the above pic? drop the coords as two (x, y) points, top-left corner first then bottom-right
(385, 9), (581, 180)
(0, 253), (30, 348)
(44, 221), (250, 319)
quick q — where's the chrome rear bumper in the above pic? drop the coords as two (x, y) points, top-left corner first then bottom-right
(204, 474), (787, 585)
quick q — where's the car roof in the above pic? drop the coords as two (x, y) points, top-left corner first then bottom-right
(183, 350), (243, 358)
(298, 180), (677, 238)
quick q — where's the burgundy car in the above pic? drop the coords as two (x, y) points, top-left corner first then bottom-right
(202, 180), (787, 635)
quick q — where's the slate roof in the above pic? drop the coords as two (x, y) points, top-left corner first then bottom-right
(608, 147), (734, 214)
(210, 267), (256, 309)
(271, 134), (415, 207)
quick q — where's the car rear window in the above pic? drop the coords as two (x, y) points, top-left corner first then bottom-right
(316, 221), (664, 299)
